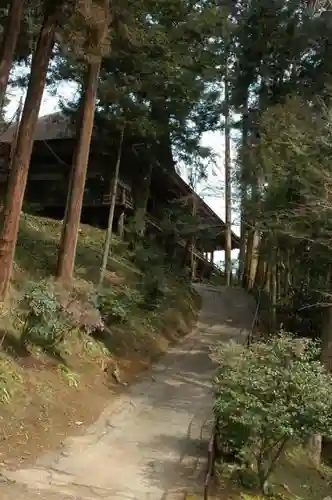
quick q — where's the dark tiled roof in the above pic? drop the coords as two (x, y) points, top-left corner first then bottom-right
(0, 112), (74, 143)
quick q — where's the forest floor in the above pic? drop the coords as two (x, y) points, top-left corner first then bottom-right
(0, 214), (199, 470)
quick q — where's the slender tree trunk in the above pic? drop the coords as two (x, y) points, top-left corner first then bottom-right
(9, 96), (23, 162)
(117, 186), (125, 238)
(254, 244), (265, 290)
(248, 229), (260, 290)
(99, 123), (125, 287)
(243, 227), (260, 291)
(224, 54), (232, 286)
(269, 252), (277, 333)
(56, 61), (101, 281)
(181, 238), (190, 271)
(131, 161), (153, 241)
(238, 93), (248, 283)
(306, 434), (322, 467)
(0, 3), (59, 300)
(0, 0), (25, 112)
(190, 194), (197, 281)
(321, 274), (332, 371)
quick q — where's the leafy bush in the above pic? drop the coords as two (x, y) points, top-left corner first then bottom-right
(18, 280), (104, 350)
(212, 333), (332, 493)
(58, 282), (104, 334)
(97, 286), (144, 324)
(19, 281), (70, 349)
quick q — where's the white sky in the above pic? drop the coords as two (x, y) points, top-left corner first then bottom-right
(6, 85), (240, 263)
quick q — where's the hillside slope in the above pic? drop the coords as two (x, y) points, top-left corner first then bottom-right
(0, 214), (199, 467)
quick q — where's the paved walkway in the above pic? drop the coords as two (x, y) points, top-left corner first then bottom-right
(0, 285), (255, 500)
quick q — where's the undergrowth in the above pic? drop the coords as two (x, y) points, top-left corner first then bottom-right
(0, 214), (198, 465)
(213, 335), (332, 499)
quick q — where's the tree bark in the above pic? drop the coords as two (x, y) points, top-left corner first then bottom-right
(56, 60), (101, 281)
(224, 52), (232, 286)
(0, 0), (26, 112)
(238, 97), (248, 283)
(117, 186), (125, 238)
(0, 2), (59, 300)
(306, 434), (322, 467)
(190, 194), (197, 281)
(243, 227), (260, 290)
(131, 160), (153, 241)
(99, 123), (125, 287)
(269, 251), (277, 333)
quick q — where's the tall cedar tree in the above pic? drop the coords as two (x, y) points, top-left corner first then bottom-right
(0, 0), (26, 111)
(56, 0), (110, 281)
(224, 47), (232, 285)
(0, 0), (62, 300)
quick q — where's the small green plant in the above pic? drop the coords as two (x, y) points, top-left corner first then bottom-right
(19, 281), (70, 349)
(0, 359), (23, 404)
(213, 333), (332, 494)
(58, 364), (80, 388)
(0, 386), (11, 404)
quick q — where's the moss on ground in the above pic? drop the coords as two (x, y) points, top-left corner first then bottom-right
(0, 213), (199, 466)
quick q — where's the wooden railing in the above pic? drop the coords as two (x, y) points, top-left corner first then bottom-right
(204, 419), (218, 499)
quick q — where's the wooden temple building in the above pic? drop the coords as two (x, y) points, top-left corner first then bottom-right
(0, 113), (239, 280)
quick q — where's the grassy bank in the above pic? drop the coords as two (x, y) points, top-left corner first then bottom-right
(0, 214), (199, 466)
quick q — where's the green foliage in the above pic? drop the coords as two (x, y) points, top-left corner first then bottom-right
(19, 281), (70, 349)
(96, 286), (144, 324)
(58, 364), (80, 388)
(18, 280), (104, 350)
(0, 357), (23, 404)
(132, 239), (170, 309)
(213, 333), (332, 493)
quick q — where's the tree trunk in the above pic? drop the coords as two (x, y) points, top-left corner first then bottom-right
(244, 228), (260, 291)
(117, 186), (125, 238)
(190, 194), (197, 281)
(224, 53), (232, 287)
(0, 3), (59, 301)
(9, 96), (23, 162)
(56, 60), (101, 281)
(0, 0), (25, 112)
(181, 238), (190, 271)
(306, 434), (322, 467)
(305, 272), (332, 465)
(131, 161), (153, 241)
(321, 287), (332, 372)
(238, 98), (248, 283)
(269, 253), (277, 333)
(99, 123), (125, 287)
(254, 246), (265, 290)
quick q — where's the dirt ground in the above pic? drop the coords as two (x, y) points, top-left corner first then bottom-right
(0, 302), (198, 470)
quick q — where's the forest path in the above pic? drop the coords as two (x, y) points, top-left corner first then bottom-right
(1, 285), (255, 500)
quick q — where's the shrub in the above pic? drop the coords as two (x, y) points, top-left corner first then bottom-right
(97, 286), (144, 324)
(57, 282), (104, 334)
(212, 333), (332, 493)
(19, 281), (70, 349)
(18, 280), (104, 350)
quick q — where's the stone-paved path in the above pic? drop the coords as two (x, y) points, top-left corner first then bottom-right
(0, 285), (255, 500)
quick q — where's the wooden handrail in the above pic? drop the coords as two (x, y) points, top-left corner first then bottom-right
(204, 419), (218, 500)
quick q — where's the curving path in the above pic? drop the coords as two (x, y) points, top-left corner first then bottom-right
(0, 285), (255, 500)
